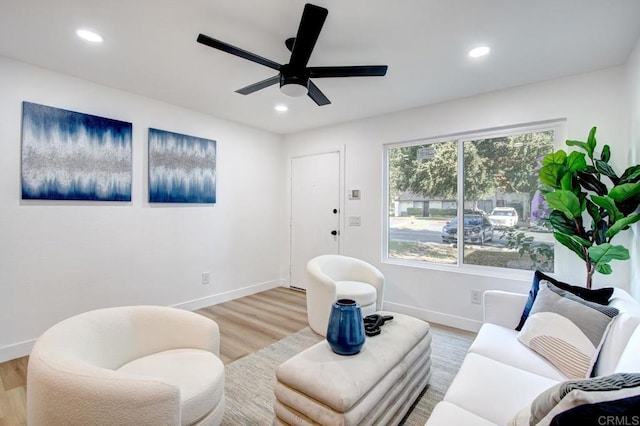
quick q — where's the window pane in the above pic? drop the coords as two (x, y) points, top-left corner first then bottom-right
(462, 132), (554, 272)
(388, 141), (458, 264)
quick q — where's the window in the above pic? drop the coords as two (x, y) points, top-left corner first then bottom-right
(385, 122), (561, 273)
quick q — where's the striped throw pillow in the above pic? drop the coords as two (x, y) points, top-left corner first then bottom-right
(517, 281), (619, 379)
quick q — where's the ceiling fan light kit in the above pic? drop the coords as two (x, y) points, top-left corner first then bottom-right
(279, 66), (309, 97)
(197, 3), (388, 106)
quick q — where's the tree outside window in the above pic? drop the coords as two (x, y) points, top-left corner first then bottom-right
(386, 125), (557, 272)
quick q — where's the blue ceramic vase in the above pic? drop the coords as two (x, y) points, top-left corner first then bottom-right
(326, 298), (365, 355)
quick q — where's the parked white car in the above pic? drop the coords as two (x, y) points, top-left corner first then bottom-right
(488, 207), (518, 228)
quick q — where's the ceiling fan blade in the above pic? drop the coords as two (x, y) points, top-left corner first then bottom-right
(307, 81), (331, 106)
(289, 4), (328, 69)
(197, 34), (281, 71)
(235, 75), (280, 95)
(309, 65), (388, 78)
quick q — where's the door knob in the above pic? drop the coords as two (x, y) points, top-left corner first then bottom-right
(331, 230), (338, 236)
(333, 208), (338, 214)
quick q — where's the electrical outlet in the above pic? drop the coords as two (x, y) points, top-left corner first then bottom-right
(202, 272), (210, 285)
(471, 289), (482, 305)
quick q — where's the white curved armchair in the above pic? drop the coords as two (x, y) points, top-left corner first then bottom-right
(306, 254), (385, 336)
(27, 306), (225, 426)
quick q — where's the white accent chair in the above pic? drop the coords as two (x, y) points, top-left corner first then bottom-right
(27, 306), (225, 426)
(306, 254), (385, 336)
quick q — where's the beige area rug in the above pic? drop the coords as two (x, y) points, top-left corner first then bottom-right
(222, 324), (474, 425)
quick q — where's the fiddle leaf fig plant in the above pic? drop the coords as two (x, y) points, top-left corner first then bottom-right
(538, 127), (640, 288)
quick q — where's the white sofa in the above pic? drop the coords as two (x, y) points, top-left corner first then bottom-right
(426, 288), (640, 425)
(27, 306), (225, 426)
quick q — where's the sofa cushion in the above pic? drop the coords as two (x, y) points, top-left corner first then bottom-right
(509, 373), (640, 426)
(118, 348), (225, 426)
(516, 270), (614, 331)
(469, 323), (568, 381)
(518, 281), (619, 379)
(426, 401), (497, 426)
(594, 293), (640, 376)
(615, 324), (640, 374)
(443, 353), (559, 425)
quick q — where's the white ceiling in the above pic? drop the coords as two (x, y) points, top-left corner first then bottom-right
(1, 0), (639, 135)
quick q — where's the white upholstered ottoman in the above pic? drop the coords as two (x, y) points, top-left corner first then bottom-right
(273, 312), (431, 425)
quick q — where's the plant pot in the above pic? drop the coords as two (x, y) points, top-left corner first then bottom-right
(326, 298), (365, 355)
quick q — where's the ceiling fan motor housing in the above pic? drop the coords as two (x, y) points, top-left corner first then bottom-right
(279, 65), (309, 97)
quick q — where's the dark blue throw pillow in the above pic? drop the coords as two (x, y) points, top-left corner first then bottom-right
(549, 394), (640, 426)
(515, 270), (614, 331)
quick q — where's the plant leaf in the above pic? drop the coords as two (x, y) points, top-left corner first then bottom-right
(596, 263), (613, 275)
(605, 214), (640, 238)
(591, 195), (623, 221)
(560, 173), (575, 191)
(553, 232), (587, 260)
(566, 139), (590, 156)
(587, 126), (597, 158)
(545, 190), (583, 220)
(595, 159), (619, 183)
(539, 165), (566, 188)
(593, 220), (608, 245)
(609, 182), (640, 203)
(542, 150), (567, 166)
(620, 165), (640, 184)
(617, 195), (640, 216)
(585, 199), (602, 223)
(577, 172), (608, 196)
(600, 145), (611, 162)
(566, 128), (597, 158)
(588, 243), (630, 264)
(566, 151), (587, 172)
(548, 210), (577, 235)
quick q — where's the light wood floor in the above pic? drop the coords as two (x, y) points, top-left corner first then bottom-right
(0, 286), (307, 426)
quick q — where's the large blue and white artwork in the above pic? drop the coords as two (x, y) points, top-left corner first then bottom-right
(148, 128), (216, 203)
(21, 102), (132, 201)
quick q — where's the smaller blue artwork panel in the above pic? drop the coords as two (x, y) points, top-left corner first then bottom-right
(148, 128), (216, 203)
(21, 102), (132, 201)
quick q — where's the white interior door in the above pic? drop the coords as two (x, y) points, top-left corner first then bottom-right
(290, 151), (340, 289)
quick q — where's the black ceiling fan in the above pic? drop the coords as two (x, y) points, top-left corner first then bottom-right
(197, 3), (388, 106)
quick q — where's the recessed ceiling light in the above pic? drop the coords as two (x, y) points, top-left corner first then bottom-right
(275, 104), (289, 113)
(468, 46), (490, 58)
(76, 29), (103, 43)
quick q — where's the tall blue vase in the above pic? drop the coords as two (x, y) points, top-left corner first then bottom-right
(326, 298), (365, 355)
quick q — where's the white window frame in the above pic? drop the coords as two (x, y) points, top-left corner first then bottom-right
(382, 119), (566, 280)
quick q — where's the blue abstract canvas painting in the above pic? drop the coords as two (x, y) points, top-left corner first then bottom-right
(148, 128), (216, 203)
(21, 102), (132, 201)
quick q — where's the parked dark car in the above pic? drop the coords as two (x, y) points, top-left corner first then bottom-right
(441, 213), (494, 244)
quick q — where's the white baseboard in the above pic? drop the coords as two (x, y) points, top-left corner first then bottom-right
(0, 279), (287, 363)
(173, 279), (286, 311)
(0, 339), (36, 364)
(383, 301), (482, 333)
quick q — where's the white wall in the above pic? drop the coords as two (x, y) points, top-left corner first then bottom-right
(627, 37), (640, 299)
(283, 66), (632, 331)
(0, 56), (285, 362)
(2, 51), (637, 363)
